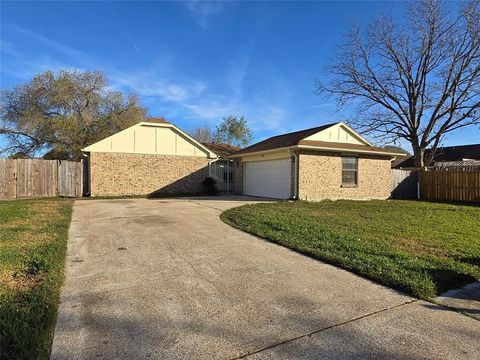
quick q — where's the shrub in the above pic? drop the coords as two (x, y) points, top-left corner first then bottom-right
(202, 177), (218, 195)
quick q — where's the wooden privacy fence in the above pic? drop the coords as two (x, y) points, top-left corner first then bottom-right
(0, 158), (83, 199)
(391, 169), (418, 199)
(419, 168), (480, 203)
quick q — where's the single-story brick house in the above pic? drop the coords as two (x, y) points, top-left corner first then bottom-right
(82, 118), (238, 196)
(83, 119), (403, 199)
(229, 122), (404, 200)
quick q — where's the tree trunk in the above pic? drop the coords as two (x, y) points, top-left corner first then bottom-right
(413, 146), (425, 169)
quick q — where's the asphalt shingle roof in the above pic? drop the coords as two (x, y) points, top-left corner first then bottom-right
(232, 123), (338, 156)
(202, 143), (240, 158)
(395, 144), (480, 168)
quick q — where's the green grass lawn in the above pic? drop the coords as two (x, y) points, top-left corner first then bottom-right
(221, 200), (480, 300)
(0, 198), (73, 360)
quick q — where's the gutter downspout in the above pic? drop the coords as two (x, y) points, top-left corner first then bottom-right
(290, 150), (299, 200)
(208, 157), (218, 178)
(82, 152), (90, 197)
(295, 153), (299, 200)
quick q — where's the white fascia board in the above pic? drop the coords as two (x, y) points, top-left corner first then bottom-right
(294, 145), (405, 157)
(168, 124), (218, 159)
(83, 121), (218, 159)
(228, 147), (291, 158)
(229, 143), (405, 159)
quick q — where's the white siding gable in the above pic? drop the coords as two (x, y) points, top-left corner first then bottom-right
(304, 123), (370, 145)
(83, 123), (216, 158)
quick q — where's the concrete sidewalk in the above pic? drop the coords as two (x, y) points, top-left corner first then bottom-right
(436, 282), (480, 321)
(51, 197), (479, 360)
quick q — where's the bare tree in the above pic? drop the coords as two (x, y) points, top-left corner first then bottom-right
(191, 124), (214, 143)
(316, 0), (480, 168)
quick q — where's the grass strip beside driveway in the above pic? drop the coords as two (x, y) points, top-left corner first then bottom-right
(221, 200), (480, 300)
(0, 198), (73, 360)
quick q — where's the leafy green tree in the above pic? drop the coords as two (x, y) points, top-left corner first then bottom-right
(214, 115), (252, 147)
(0, 70), (146, 160)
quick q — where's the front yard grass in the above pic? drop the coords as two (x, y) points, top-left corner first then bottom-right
(0, 198), (73, 360)
(221, 200), (480, 300)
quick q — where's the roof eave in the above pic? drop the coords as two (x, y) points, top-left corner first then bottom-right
(294, 145), (404, 157)
(228, 146), (292, 158)
(230, 144), (405, 158)
(139, 121), (172, 128)
(82, 121), (218, 158)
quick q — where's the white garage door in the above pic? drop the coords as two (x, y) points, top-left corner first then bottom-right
(244, 158), (291, 199)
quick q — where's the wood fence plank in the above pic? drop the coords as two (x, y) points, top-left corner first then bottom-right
(391, 169), (418, 199)
(0, 158), (82, 199)
(420, 168), (480, 202)
(0, 159), (17, 199)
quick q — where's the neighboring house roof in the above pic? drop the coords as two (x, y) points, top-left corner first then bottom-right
(391, 155), (409, 168)
(435, 160), (480, 168)
(230, 122), (405, 158)
(395, 144), (480, 168)
(82, 118), (217, 159)
(202, 143), (240, 158)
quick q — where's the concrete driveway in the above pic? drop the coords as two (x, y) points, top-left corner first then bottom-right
(51, 197), (479, 360)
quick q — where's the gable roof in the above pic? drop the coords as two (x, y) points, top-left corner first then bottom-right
(230, 122), (405, 158)
(82, 118), (217, 158)
(395, 144), (480, 168)
(232, 123), (338, 156)
(202, 143), (240, 158)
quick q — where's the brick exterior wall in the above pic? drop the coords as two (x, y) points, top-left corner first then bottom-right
(89, 152), (209, 196)
(297, 150), (392, 201)
(233, 160), (243, 195)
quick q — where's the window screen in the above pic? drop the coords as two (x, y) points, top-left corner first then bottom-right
(342, 156), (358, 185)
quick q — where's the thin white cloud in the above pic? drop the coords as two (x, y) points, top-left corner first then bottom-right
(109, 70), (207, 102)
(11, 25), (93, 62)
(3, 25), (205, 103)
(1, 50), (85, 81)
(2, 25), (293, 137)
(110, 2), (141, 55)
(183, 101), (237, 119)
(251, 105), (288, 132)
(181, 1), (224, 28)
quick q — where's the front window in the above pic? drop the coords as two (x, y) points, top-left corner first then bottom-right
(342, 156), (358, 186)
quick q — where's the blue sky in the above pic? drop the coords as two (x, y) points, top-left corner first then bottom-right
(1, 0), (479, 151)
